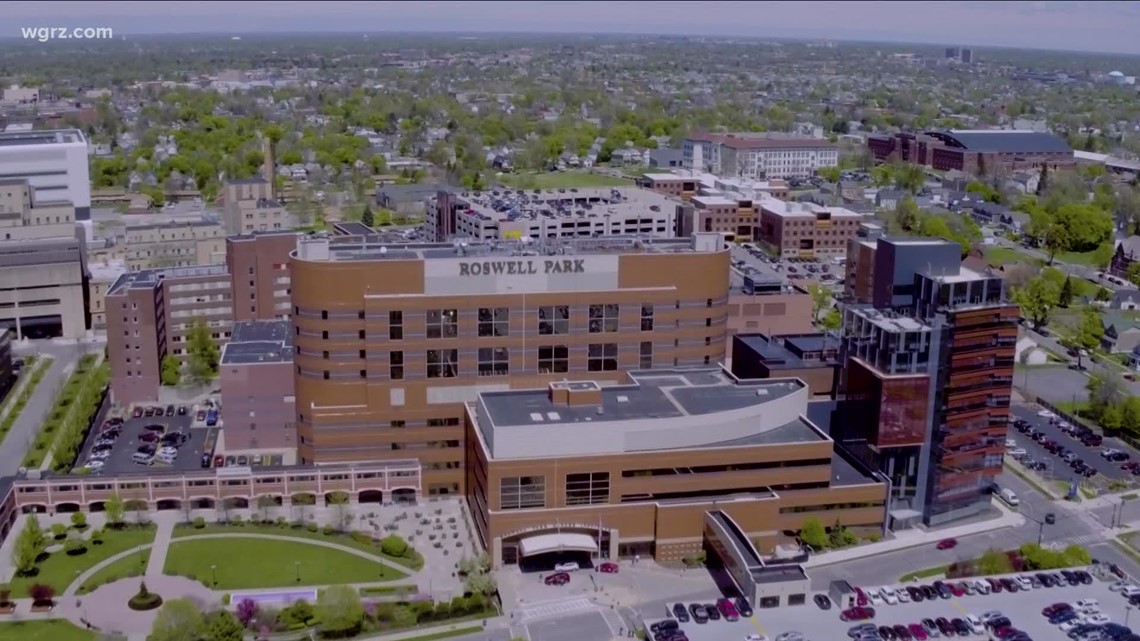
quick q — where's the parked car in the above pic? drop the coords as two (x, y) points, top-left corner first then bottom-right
(716, 598), (739, 622)
(598, 562), (618, 574)
(544, 572), (569, 586)
(688, 603), (709, 624)
(703, 604), (720, 621)
(554, 561), (580, 572)
(735, 597), (753, 618)
(177, 405), (188, 416)
(840, 606), (875, 622)
(165, 405), (176, 417)
(814, 594), (832, 610)
(132, 406), (144, 418)
(936, 538), (958, 550)
(670, 603), (690, 623)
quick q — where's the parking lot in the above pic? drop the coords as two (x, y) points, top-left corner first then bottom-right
(730, 243), (843, 290)
(645, 570), (1134, 641)
(75, 402), (218, 474)
(1009, 406), (1129, 482)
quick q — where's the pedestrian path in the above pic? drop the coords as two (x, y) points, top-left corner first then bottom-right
(519, 596), (594, 622)
(1049, 533), (1106, 548)
(145, 516), (175, 576)
(600, 608), (625, 636)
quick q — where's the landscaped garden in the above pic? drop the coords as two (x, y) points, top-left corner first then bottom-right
(9, 508), (156, 596)
(0, 619), (94, 641)
(22, 354), (108, 470)
(0, 356), (51, 447)
(76, 548), (148, 594)
(174, 519), (425, 570)
(898, 543), (1091, 582)
(163, 537), (403, 589)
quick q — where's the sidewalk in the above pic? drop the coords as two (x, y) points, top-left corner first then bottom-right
(356, 616), (507, 641)
(804, 502), (1024, 568)
(145, 512), (177, 576)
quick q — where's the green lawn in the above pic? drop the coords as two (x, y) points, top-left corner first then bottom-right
(399, 626), (485, 641)
(984, 246), (1043, 267)
(10, 525), (156, 597)
(163, 537), (404, 589)
(0, 620), (95, 641)
(1055, 249), (1102, 267)
(76, 548), (149, 594)
(172, 523), (424, 570)
(499, 171), (634, 189)
(899, 564), (949, 582)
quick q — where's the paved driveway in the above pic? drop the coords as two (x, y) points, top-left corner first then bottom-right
(76, 404), (216, 474)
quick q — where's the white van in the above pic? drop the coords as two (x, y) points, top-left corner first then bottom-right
(998, 488), (1020, 506)
(131, 451), (154, 465)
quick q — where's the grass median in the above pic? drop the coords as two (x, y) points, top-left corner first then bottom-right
(0, 357), (52, 446)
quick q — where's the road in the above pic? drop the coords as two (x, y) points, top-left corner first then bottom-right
(1008, 406), (1128, 481)
(0, 339), (98, 473)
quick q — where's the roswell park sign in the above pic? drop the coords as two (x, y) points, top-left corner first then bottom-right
(458, 258), (586, 277)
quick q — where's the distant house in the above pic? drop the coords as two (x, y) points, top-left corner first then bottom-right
(1111, 236), (1140, 277)
(970, 202), (1012, 226)
(375, 184), (447, 217)
(648, 148), (684, 168)
(875, 189), (906, 210)
(1111, 289), (1140, 311)
(1101, 312), (1140, 354)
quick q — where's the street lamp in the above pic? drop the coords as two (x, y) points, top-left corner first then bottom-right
(1038, 512), (1056, 546)
(295, 561), (301, 584)
(211, 564), (217, 587)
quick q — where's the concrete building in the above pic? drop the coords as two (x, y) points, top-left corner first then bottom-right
(424, 186), (677, 243)
(641, 171), (790, 242)
(639, 171), (789, 203)
(0, 129), (91, 220)
(867, 130), (1074, 174)
(107, 233), (296, 405)
(123, 217), (226, 271)
(726, 274), (815, 353)
(289, 232), (731, 494)
(0, 179), (87, 339)
(464, 367), (886, 572)
(683, 133), (839, 180)
(87, 258), (126, 331)
(835, 237), (1017, 527)
(222, 178), (290, 236)
(756, 199), (863, 260)
(219, 320), (297, 465)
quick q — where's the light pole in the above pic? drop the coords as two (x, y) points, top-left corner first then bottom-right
(295, 561), (300, 584)
(211, 564), (217, 587)
(1038, 513), (1056, 546)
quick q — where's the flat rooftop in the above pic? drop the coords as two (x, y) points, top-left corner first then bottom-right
(847, 306), (931, 333)
(471, 367), (825, 459)
(760, 199), (861, 219)
(0, 128), (85, 147)
(332, 222), (375, 236)
(453, 186), (675, 225)
(221, 320), (294, 365)
(126, 216), (221, 232)
(298, 233), (723, 262)
(108, 264), (228, 296)
(923, 265), (989, 284)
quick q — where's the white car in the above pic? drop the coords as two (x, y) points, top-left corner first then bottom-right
(1076, 599), (1100, 609)
(1110, 581), (1134, 592)
(554, 561), (580, 572)
(868, 590), (884, 606)
(1015, 576), (1033, 590)
(965, 615), (984, 634)
(745, 635), (769, 641)
(973, 579), (991, 594)
(1086, 614), (1110, 625)
(881, 589), (898, 605)
(1038, 409), (1056, 418)
(1059, 620), (1083, 633)
(1123, 586), (1140, 598)
(83, 460), (104, 471)
(980, 611), (1004, 623)
(895, 587), (910, 603)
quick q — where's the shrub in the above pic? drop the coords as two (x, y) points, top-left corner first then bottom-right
(90, 529), (104, 545)
(230, 515), (244, 526)
(236, 597), (259, 625)
(322, 525), (335, 536)
(192, 516), (206, 529)
(381, 534), (409, 558)
(29, 583), (54, 606)
(50, 523), (68, 540)
(70, 512), (87, 530)
(307, 522), (319, 533)
(63, 537), (87, 556)
(221, 593), (231, 605)
(127, 582), (163, 611)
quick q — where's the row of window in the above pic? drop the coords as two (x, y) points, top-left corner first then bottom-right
(309, 304), (664, 340)
(311, 343), (656, 379)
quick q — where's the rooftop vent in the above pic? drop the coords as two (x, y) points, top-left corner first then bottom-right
(596, 406), (605, 415)
(616, 395), (629, 403)
(529, 413), (545, 422)
(756, 389), (770, 397)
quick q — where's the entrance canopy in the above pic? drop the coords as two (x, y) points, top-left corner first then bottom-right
(518, 532), (598, 557)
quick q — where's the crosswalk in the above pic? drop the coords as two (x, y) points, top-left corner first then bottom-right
(519, 596), (595, 622)
(1048, 533), (1105, 548)
(600, 609), (625, 636)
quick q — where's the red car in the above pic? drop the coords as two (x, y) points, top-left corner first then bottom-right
(544, 571), (570, 586)
(854, 587), (868, 607)
(132, 406), (144, 418)
(936, 538), (958, 550)
(715, 598), (739, 622)
(908, 623), (928, 640)
(840, 606), (875, 622)
(1042, 603), (1071, 617)
(948, 584), (964, 597)
(598, 562), (619, 574)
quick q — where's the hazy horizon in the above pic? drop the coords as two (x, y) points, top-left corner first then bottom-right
(4, 0), (1140, 57)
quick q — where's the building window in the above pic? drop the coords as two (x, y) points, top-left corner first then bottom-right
(538, 345), (569, 373)
(565, 472), (610, 506)
(588, 343), (618, 371)
(477, 307), (509, 337)
(500, 476), (545, 510)
(427, 349), (458, 378)
(478, 347), (509, 376)
(640, 341), (653, 369)
(389, 351), (404, 380)
(538, 305), (569, 335)
(641, 304), (654, 331)
(389, 311), (403, 340)
(427, 309), (458, 339)
(589, 304), (619, 333)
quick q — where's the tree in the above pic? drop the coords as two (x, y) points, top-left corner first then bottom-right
(315, 585), (365, 638)
(150, 598), (205, 641)
(13, 515), (45, 576)
(1059, 276), (1074, 308)
(1093, 242), (1114, 271)
(808, 284), (831, 321)
(380, 534), (409, 558)
(360, 204), (374, 227)
(205, 610), (244, 641)
(820, 308), (841, 331)
(256, 495), (277, 522)
(464, 570), (497, 600)
(977, 549), (1014, 575)
(1036, 163), (1048, 197)
(1014, 276), (1060, 329)
(1076, 308), (1105, 352)
(105, 492), (125, 528)
(160, 355), (181, 386)
(799, 517), (828, 550)
(235, 598), (259, 626)
(892, 196), (921, 232)
(187, 318), (220, 383)
(1128, 261), (1140, 287)
(817, 166), (842, 183)
(70, 511), (87, 530)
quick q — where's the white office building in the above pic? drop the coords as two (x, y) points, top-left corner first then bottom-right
(684, 133), (839, 180)
(0, 129), (91, 220)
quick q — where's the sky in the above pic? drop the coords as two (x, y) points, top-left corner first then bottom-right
(5, 0), (1140, 55)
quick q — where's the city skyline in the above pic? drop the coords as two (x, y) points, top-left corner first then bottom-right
(4, 0), (1140, 56)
